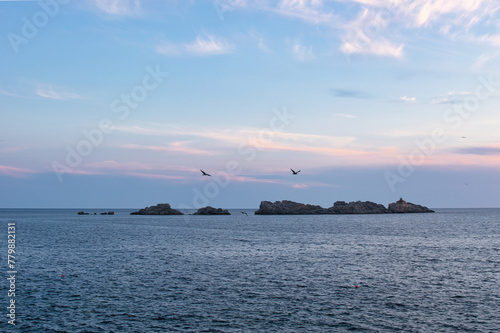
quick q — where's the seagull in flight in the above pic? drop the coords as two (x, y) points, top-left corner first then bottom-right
(290, 168), (301, 175)
(200, 169), (211, 176)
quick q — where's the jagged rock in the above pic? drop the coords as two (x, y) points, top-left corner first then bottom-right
(254, 199), (433, 215)
(388, 201), (434, 213)
(130, 203), (184, 215)
(326, 201), (389, 214)
(193, 206), (231, 215)
(255, 200), (325, 215)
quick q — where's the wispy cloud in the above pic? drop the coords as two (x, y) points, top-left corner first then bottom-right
(349, 0), (500, 53)
(473, 34), (500, 47)
(0, 145), (28, 153)
(292, 39), (315, 62)
(400, 96), (416, 103)
(157, 35), (235, 56)
(94, 0), (141, 17)
(86, 160), (156, 171)
(454, 146), (500, 155)
(334, 113), (357, 118)
(0, 165), (36, 178)
(124, 172), (186, 180)
(347, 0), (494, 28)
(115, 123), (356, 150)
(35, 84), (82, 100)
(431, 90), (471, 104)
(248, 30), (269, 52)
(237, 0), (499, 61)
(472, 51), (500, 69)
(113, 123), (365, 166)
(121, 143), (218, 156)
(330, 88), (372, 99)
(274, 0), (338, 25)
(0, 88), (22, 98)
(113, 123), (500, 169)
(400, 0), (490, 28)
(341, 8), (403, 58)
(81, 160), (192, 180)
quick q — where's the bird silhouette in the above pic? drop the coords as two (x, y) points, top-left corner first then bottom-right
(290, 168), (301, 175)
(241, 212), (248, 216)
(200, 169), (211, 176)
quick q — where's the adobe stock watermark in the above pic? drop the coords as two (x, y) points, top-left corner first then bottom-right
(7, 0), (71, 53)
(384, 74), (499, 192)
(52, 65), (168, 182)
(178, 107), (295, 213)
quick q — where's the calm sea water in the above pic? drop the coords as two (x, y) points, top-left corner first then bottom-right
(0, 208), (499, 332)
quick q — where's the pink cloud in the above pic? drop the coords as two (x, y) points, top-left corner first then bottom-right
(0, 145), (29, 153)
(121, 143), (217, 156)
(0, 165), (36, 178)
(86, 160), (157, 171)
(63, 169), (104, 176)
(229, 174), (283, 184)
(124, 172), (186, 180)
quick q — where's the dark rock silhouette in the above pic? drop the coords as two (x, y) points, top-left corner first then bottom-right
(388, 200), (434, 213)
(130, 203), (184, 215)
(255, 199), (433, 215)
(193, 206), (231, 215)
(326, 201), (389, 214)
(255, 200), (324, 215)
(77, 211), (89, 215)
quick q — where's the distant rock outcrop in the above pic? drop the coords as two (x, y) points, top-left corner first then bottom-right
(193, 206), (231, 215)
(255, 199), (433, 215)
(255, 200), (324, 215)
(388, 199), (434, 213)
(326, 201), (389, 214)
(130, 203), (184, 215)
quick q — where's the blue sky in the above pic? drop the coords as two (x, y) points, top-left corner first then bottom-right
(1, 0), (499, 209)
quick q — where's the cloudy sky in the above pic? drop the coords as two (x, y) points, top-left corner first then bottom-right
(1, 0), (499, 209)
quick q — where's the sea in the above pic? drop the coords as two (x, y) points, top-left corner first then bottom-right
(0, 208), (499, 332)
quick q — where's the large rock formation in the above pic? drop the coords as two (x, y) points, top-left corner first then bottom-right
(326, 201), (389, 214)
(255, 200), (325, 215)
(130, 203), (184, 215)
(388, 199), (434, 213)
(255, 199), (433, 215)
(193, 206), (231, 215)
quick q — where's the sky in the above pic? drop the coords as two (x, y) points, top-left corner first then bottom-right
(0, 0), (499, 209)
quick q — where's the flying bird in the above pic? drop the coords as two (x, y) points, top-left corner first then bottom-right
(241, 212), (248, 216)
(290, 168), (301, 175)
(200, 169), (211, 176)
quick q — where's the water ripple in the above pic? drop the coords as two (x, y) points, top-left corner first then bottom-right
(0, 208), (498, 332)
